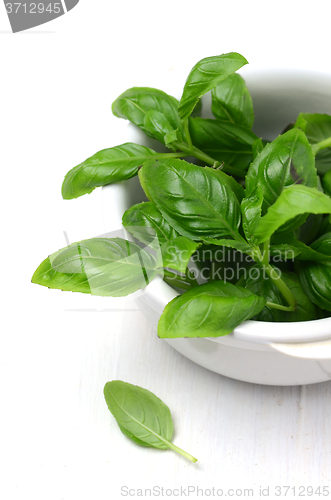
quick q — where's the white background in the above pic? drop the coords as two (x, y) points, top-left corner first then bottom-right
(2, 1), (331, 499)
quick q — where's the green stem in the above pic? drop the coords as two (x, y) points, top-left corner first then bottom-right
(266, 301), (296, 312)
(173, 142), (246, 178)
(183, 120), (193, 150)
(253, 247), (297, 309)
(262, 238), (270, 266)
(311, 136), (331, 156)
(155, 152), (187, 159)
(167, 441), (198, 463)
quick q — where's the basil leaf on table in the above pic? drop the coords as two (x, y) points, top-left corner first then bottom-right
(158, 281), (266, 338)
(299, 261), (331, 312)
(294, 113), (331, 174)
(31, 238), (158, 297)
(103, 380), (197, 463)
(211, 73), (254, 129)
(254, 185), (331, 244)
(189, 117), (257, 170)
(239, 266), (317, 322)
(62, 143), (159, 200)
(112, 87), (185, 144)
(246, 128), (317, 211)
(122, 201), (179, 248)
(178, 52), (248, 120)
(161, 237), (200, 274)
(139, 158), (242, 240)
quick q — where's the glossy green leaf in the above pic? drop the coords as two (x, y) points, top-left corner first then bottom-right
(201, 238), (254, 257)
(161, 237), (200, 273)
(311, 232), (331, 256)
(140, 158), (242, 240)
(104, 381), (197, 462)
(112, 87), (185, 144)
(241, 185), (264, 243)
(323, 169), (331, 196)
(122, 201), (179, 248)
(189, 117), (257, 169)
(31, 238), (158, 297)
(246, 128), (317, 212)
(178, 52), (248, 120)
(239, 266), (317, 322)
(158, 281), (266, 338)
(211, 73), (254, 129)
(62, 143), (159, 200)
(294, 113), (331, 174)
(254, 185), (331, 243)
(144, 110), (178, 150)
(271, 233), (331, 262)
(299, 261), (331, 311)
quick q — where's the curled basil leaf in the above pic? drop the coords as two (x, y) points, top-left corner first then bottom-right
(178, 52), (248, 120)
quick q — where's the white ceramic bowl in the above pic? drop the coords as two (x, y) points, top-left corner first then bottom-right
(102, 69), (331, 386)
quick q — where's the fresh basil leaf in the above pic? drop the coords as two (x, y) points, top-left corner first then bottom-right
(112, 87), (185, 144)
(31, 238), (158, 297)
(191, 98), (202, 118)
(140, 158), (242, 240)
(299, 261), (331, 312)
(189, 117), (257, 170)
(241, 185), (264, 243)
(211, 73), (254, 129)
(161, 237), (200, 273)
(202, 238), (254, 257)
(144, 110), (178, 150)
(62, 143), (159, 200)
(246, 128), (317, 212)
(294, 113), (331, 174)
(311, 231), (331, 255)
(322, 169), (331, 196)
(103, 381), (197, 462)
(269, 244), (301, 260)
(254, 186), (331, 244)
(240, 266), (317, 322)
(178, 52), (248, 121)
(158, 281), (266, 338)
(298, 213), (323, 245)
(252, 138), (265, 158)
(271, 233), (331, 262)
(122, 201), (179, 248)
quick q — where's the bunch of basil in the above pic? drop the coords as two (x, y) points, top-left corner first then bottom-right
(32, 52), (331, 338)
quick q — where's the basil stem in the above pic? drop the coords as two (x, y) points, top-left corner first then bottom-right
(311, 135), (331, 155)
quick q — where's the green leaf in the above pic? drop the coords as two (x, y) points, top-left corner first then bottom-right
(322, 169), (331, 196)
(239, 266), (317, 322)
(241, 185), (264, 243)
(31, 238), (158, 297)
(178, 52), (248, 120)
(246, 128), (317, 212)
(122, 201), (179, 248)
(254, 185), (331, 244)
(161, 237), (201, 273)
(139, 158), (242, 241)
(299, 261), (331, 312)
(294, 113), (331, 174)
(252, 138), (265, 158)
(112, 87), (184, 144)
(144, 110), (178, 150)
(311, 231), (331, 256)
(189, 117), (257, 169)
(201, 238), (254, 257)
(158, 281), (266, 338)
(62, 143), (159, 200)
(211, 73), (254, 129)
(271, 233), (331, 262)
(103, 381), (197, 462)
